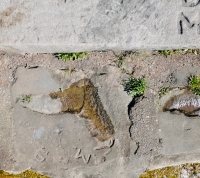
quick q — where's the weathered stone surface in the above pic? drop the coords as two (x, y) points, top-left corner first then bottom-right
(1, 0), (200, 52)
(10, 66), (137, 177)
(20, 78), (115, 142)
(158, 67), (200, 155)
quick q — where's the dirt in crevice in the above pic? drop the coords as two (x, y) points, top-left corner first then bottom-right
(49, 78), (115, 142)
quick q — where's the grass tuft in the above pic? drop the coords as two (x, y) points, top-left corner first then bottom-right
(123, 76), (147, 97)
(21, 94), (32, 103)
(156, 49), (199, 58)
(158, 87), (170, 97)
(188, 75), (200, 95)
(55, 52), (88, 62)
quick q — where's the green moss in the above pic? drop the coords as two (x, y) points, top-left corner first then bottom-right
(21, 95), (31, 103)
(123, 76), (147, 98)
(158, 87), (170, 97)
(55, 52), (88, 62)
(188, 75), (200, 95)
(156, 49), (199, 58)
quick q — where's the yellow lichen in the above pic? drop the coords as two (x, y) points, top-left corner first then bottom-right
(140, 163), (200, 178)
(0, 170), (49, 178)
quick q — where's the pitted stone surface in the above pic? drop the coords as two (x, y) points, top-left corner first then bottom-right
(1, 1), (200, 52)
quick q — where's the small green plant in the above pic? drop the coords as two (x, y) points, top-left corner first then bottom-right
(55, 52), (88, 62)
(116, 55), (123, 68)
(123, 76), (147, 97)
(158, 87), (170, 97)
(21, 94), (32, 103)
(157, 50), (173, 58)
(188, 75), (200, 95)
(157, 49), (199, 58)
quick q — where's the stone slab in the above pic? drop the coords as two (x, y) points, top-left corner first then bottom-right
(159, 112), (200, 155)
(1, 0), (200, 53)
(10, 66), (137, 177)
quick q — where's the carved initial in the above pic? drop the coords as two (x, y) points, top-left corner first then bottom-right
(178, 12), (195, 34)
(182, 0), (200, 7)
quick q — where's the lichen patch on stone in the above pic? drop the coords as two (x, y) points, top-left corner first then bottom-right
(0, 170), (49, 178)
(140, 163), (200, 178)
(49, 78), (115, 141)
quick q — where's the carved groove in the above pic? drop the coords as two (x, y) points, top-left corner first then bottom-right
(182, 0), (200, 7)
(178, 12), (195, 34)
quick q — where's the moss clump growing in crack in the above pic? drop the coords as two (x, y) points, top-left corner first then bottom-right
(158, 87), (170, 97)
(21, 94), (32, 103)
(188, 75), (200, 96)
(157, 49), (199, 58)
(55, 52), (88, 62)
(123, 77), (147, 98)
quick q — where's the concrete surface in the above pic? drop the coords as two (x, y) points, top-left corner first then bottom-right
(1, 0), (200, 52)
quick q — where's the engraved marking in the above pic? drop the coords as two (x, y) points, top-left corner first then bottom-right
(35, 152), (46, 162)
(93, 154), (106, 165)
(94, 138), (114, 151)
(35, 148), (48, 162)
(82, 154), (91, 164)
(178, 12), (195, 34)
(94, 138), (114, 156)
(182, 0), (200, 7)
(198, 23), (200, 34)
(75, 148), (91, 164)
(75, 148), (82, 159)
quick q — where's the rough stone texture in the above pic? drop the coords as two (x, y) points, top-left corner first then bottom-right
(10, 66), (137, 177)
(2, 50), (200, 177)
(20, 78), (115, 142)
(0, 85), (13, 171)
(1, 0), (200, 52)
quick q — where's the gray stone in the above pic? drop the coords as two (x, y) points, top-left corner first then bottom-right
(159, 111), (200, 155)
(10, 66), (137, 177)
(1, 0), (200, 52)
(20, 94), (62, 115)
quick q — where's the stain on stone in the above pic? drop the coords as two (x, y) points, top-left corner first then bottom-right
(0, 170), (49, 178)
(49, 78), (115, 142)
(0, 6), (25, 28)
(163, 91), (200, 116)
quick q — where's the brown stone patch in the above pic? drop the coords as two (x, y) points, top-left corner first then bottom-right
(0, 6), (25, 28)
(49, 78), (114, 142)
(163, 92), (200, 116)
